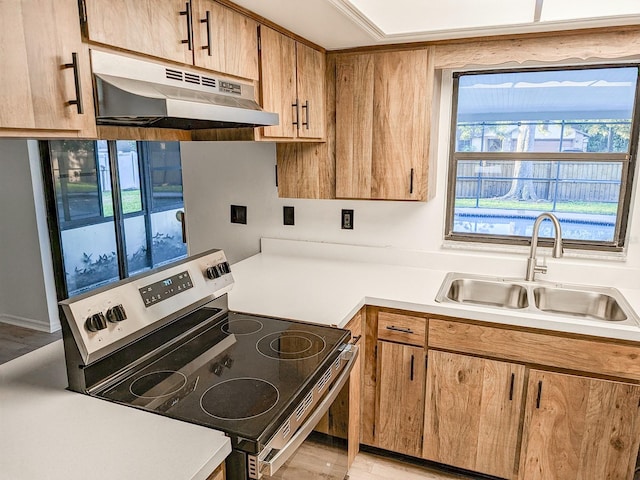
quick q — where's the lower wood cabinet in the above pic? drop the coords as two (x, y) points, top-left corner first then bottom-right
(423, 350), (525, 479)
(358, 311), (640, 480)
(206, 462), (225, 480)
(520, 370), (640, 480)
(375, 340), (425, 457)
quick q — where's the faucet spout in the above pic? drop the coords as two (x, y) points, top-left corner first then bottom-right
(525, 213), (563, 281)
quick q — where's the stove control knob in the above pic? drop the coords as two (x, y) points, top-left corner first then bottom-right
(221, 262), (231, 274)
(106, 304), (127, 323)
(85, 313), (107, 332)
(211, 362), (224, 376)
(206, 265), (221, 279)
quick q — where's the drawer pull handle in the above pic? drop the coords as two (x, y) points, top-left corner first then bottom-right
(351, 335), (361, 345)
(509, 373), (515, 401)
(409, 168), (415, 194)
(180, 2), (194, 51)
(200, 10), (212, 56)
(386, 325), (414, 334)
(536, 380), (543, 408)
(63, 52), (84, 114)
(292, 101), (300, 128)
(301, 100), (310, 129)
(410, 355), (415, 381)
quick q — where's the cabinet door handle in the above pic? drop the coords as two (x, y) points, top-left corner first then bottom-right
(180, 2), (194, 51)
(350, 335), (361, 345)
(509, 373), (515, 401)
(409, 168), (415, 194)
(410, 355), (415, 381)
(301, 100), (310, 129)
(292, 100), (300, 128)
(536, 380), (543, 408)
(63, 52), (84, 114)
(386, 325), (414, 334)
(200, 10), (212, 56)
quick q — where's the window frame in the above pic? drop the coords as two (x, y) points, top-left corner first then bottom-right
(444, 63), (640, 252)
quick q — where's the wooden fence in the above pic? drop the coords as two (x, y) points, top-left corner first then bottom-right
(456, 161), (621, 202)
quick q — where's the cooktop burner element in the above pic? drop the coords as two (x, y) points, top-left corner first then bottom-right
(257, 330), (327, 360)
(200, 378), (280, 420)
(129, 371), (187, 399)
(222, 318), (264, 335)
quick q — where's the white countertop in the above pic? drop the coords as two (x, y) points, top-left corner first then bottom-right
(0, 341), (231, 480)
(227, 240), (640, 342)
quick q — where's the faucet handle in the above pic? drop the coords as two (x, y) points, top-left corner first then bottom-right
(534, 263), (548, 275)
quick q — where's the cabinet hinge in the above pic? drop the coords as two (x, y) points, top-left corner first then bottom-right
(77, 0), (87, 24)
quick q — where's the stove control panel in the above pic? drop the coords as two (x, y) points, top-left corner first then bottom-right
(60, 249), (234, 364)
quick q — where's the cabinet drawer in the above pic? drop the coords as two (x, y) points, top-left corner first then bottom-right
(377, 312), (426, 347)
(429, 318), (640, 381)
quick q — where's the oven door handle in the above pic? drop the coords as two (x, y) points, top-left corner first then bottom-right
(259, 344), (359, 477)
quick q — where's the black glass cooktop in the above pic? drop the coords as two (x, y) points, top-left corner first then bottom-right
(97, 308), (350, 449)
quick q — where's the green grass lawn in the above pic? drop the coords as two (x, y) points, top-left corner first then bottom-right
(102, 190), (142, 216)
(455, 198), (617, 215)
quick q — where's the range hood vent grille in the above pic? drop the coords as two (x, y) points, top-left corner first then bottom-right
(165, 68), (183, 81)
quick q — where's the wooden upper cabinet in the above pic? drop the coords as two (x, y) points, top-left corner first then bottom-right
(295, 43), (325, 139)
(423, 350), (525, 479)
(0, 0), (96, 137)
(259, 26), (325, 141)
(84, 0), (258, 80)
(192, 0), (258, 80)
(84, 0), (193, 65)
(259, 26), (297, 138)
(336, 49), (433, 200)
(520, 370), (640, 480)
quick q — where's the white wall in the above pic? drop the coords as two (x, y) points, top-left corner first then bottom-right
(0, 140), (59, 332)
(181, 72), (640, 286)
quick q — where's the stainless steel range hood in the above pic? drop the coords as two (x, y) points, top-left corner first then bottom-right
(91, 50), (279, 130)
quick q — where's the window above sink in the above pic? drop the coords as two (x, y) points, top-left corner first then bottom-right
(445, 64), (640, 253)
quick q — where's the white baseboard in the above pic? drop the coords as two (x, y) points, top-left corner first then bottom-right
(0, 313), (60, 333)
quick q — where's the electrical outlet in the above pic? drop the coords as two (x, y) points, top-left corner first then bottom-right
(283, 206), (295, 225)
(341, 209), (354, 229)
(230, 205), (247, 224)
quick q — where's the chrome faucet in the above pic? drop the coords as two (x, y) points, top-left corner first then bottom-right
(525, 213), (563, 281)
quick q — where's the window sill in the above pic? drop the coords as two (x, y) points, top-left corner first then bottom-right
(441, 239), (628, 262)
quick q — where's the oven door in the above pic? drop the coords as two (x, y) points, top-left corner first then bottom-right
(259, 345), (358, 480)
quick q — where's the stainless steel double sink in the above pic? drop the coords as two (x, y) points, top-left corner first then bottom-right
(435, 272), (640, 326)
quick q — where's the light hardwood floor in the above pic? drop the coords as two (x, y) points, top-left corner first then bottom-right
(0, 322), (61, 365)
(349, 450), (484, 480)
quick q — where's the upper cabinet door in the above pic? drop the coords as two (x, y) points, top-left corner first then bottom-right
(335, 54), (374, 199)
(335, 49), (433, 200)
(259, 26), (297, 139)
(296, 43), (325, 139)
(192, 0), (258, 80)
(0, 0), (96, 136)
(371, 50), (430, 200)
(84, 0), (194, 65)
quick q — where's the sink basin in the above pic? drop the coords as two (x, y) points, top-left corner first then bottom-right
(533, 287), (627, 322)
(435, 272), (640, 326)
(445, 278), (529, 309)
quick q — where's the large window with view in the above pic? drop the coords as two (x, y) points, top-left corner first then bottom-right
(446, 65), (640, 251)
(43, 140), (187, 298)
